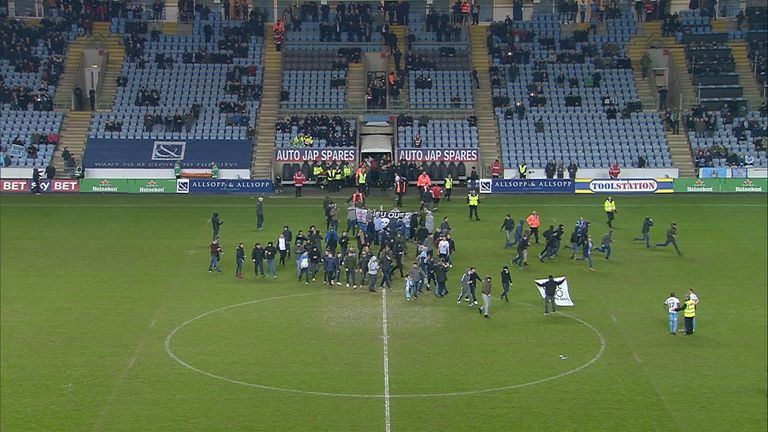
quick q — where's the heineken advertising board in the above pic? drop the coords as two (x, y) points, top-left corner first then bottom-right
(674, 178), (767, 193)
(80, 179), (176, 193)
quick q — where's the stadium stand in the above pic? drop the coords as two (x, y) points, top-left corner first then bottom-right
(275, 114), (356, 147)
(397, 115), (478, 149)
(0, 19), (72, 167)
(89, 12), (264, 140)
(0, 111), (64, 167)
(489, 8), (672, 170)
(688, 109), (767, 168)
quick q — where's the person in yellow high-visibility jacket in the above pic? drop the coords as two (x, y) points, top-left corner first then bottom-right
(604, 196), (617, 228)
(467, 190), (480, 221)
(675, 294), (697, 335)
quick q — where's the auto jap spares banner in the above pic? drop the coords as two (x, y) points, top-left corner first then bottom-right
(395, 148), (479, 162)
(274, 148), (357, 162)
(534, 277), (574, 306)
(575, 178), (674, 194)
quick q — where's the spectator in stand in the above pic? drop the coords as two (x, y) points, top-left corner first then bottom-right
(609, 161), (621, 178)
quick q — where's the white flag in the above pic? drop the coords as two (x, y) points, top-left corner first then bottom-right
(534, 277), (574, 306)
(10, 144), (24, 158)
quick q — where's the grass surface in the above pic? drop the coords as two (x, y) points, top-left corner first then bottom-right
(1, 193), (766, 431)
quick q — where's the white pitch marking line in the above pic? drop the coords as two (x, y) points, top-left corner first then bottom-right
(610, 314), (617, 323)
(381, 288), (392, 432)
(633, 353), (643, 364)
(149, 319), (157, 328)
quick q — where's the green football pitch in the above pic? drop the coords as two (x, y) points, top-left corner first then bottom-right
(1, 192), (766, 432)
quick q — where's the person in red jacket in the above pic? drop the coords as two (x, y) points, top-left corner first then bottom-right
(608, 161), (621, 178)
(491, 159), (502, 178)
(431, 184), (443, 211)
(293, 169), (306, 197)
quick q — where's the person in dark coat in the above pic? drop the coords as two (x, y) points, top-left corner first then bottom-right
(211, 212), (223, 239)
(536, 275), (565, 316)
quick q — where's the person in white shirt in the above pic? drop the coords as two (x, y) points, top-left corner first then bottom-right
(277, 234), (288, 266)
(438, 236), (450, 261)
(663, 292), (681, 335)
(688, 288), (699, 333)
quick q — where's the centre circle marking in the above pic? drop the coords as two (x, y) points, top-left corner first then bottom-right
(165, 293), (606, 398)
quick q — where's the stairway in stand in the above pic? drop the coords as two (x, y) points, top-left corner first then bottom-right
(53, 37), (89, 110)
(729, 40), (765, 110)
(252, 24), (282, 179)
(92, 22), (126, 110)
(388, 25), (408, 109)
(627, 34), (656, 110)
(469, 25), (500, 173)
(347, 63), (366, 109)
(665, 128), (696, 177)
(53, 111), (93, 178)
(666, 40), (698, 110)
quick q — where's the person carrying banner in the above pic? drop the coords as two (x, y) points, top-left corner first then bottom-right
(604, 196), (617, 228)
(293, 169), (306, 197)
(674, 294), (696, 335)
(467, 190), (480, 221)
(663, 292), (681, 335)
(536, 275), (565, 316)
(633, 217), (654, 248)
(444, 174), (454, 201)
(526, 210), (541, 243)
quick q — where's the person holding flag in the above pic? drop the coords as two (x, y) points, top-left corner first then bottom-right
(536, 275), (565, 316)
